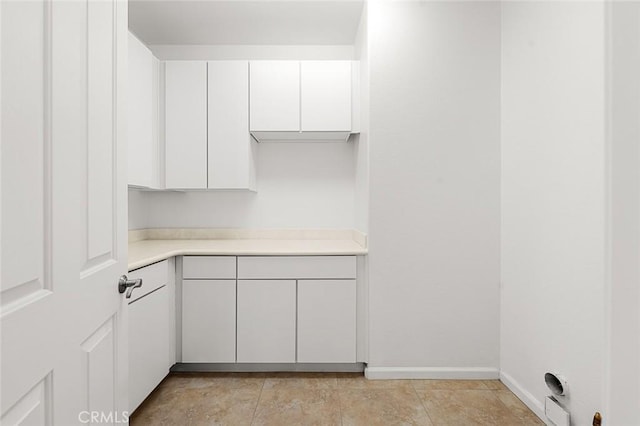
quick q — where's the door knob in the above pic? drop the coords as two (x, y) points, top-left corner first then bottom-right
(118, 275), (142, 299)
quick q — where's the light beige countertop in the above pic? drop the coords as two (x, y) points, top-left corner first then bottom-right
(128, 229), (368, 271)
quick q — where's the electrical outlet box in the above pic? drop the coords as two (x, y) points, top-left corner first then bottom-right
(545, 396), (570, 426)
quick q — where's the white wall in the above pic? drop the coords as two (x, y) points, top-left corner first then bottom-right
(366, 1), (501, 374)
(605, 3), (640, 424)
(128, 43), (361, 230)
(139, 142), (356, 229)
(128, 189), (148, 230)
(500, 3), (606, 424)
(353, 2), (369, 233)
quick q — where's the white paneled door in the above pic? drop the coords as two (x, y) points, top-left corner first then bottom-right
(1, 0), (129, 424)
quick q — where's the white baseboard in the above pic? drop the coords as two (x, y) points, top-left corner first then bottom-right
(500, 371), (546, 422)
(364, 366), (499, 380)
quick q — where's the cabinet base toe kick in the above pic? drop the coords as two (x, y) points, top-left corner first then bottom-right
(170, 362), (365, 374)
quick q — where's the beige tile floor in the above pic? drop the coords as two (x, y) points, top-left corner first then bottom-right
(130, 373), (544, 426)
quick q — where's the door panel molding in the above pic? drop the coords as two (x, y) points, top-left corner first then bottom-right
(0, 0), (53, 317)
(80, 316), (117, 419)
(0, 373), (52, 426)
(85, 0), (117, 267)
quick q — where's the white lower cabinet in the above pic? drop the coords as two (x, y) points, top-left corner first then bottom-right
(127, 255), (360, 414)
(180, 255), (358, 365)
(128, 260), (172, 413)
(297, 280), (357, 363)
(237, 280), (296, 363)
(182, 280), (236, 362)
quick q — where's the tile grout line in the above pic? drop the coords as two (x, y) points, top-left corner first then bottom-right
(249, 377), (266, 426)
(491, 387), (541, 424)
(492, 388), (529, 424)
(411, 381), (536, 425)
(491, 381), (544, 423)
(411, 381), (437, 426)
(336, 377), (344, 426)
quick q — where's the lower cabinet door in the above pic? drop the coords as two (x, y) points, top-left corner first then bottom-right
(129, 286), (170, 412)
(182, 280), (236, 362)
(237, 280), (296, 363)
(297, 280), (357, 363)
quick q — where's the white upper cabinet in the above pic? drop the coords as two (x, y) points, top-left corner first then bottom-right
(161, 59), (357, 189)
(249, 60), (357, 142)
(165, 61), (208, 189)
(127, 32), (159, 188)
(301, 61), (352, 132)
(164, 61), (254, 190)
(208, 61), (256, 190)
(249, 61), (300, 132)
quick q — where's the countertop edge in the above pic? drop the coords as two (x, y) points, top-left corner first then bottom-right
(128, 244), (368, 271)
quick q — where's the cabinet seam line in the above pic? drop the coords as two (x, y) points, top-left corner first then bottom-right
(295, 279), (298, 363)
(235, 256), (238, 363)
(299, 61), (302, 132)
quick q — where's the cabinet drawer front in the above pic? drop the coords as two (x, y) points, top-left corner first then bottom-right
(128, 260), (169, 302)
(237, 256), (356, 279)
(183, 256), (236, 279)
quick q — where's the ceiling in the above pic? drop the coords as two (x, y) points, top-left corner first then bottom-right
(129, 0), (365, 46)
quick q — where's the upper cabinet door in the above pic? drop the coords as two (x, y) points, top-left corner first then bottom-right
(301, 61), (352, 132)
(249, 61), (300, 132)
(208, 61), (255, 190)
(165, 61), (207, 189)
(127, 33), (155, 187)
